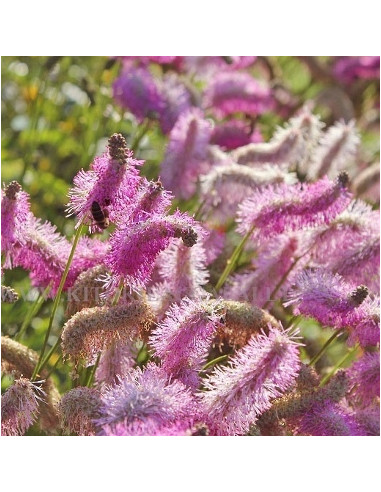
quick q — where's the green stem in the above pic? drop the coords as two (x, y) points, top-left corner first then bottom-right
(15, 283), (52, 341)
(308, 329), (345, 367)
(86, 354), (101, 387)
(201, 354), (229, 371)
(44, 355), (62, 380)
(31, 223), (84, 380)
(263, 256), (303, 310)
(39, 337), (61, 374)
(215, 225), (255, 292)
(319, 344), (360, 386)
(131, 119), (150, 152)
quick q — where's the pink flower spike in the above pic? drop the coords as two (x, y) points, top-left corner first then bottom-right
(157, 73), (192, 134)
(210, 120), (262, 151)
(237, 173), (352, 240)
(200, 326), (301, 435)
(113, 66), (164, 122)
(347, 352), (380, 408)
(160, 108), (212, 200)
(204, 71), (273, 118)
(333, 56), (380, 83)
(67, 133), (141, 232)
(96, 363), (196, 435)
(105, 211), (198, 292)
(149, 298), (223, 389)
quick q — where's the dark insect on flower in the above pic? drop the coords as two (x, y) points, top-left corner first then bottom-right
(91, 201), (110, 230)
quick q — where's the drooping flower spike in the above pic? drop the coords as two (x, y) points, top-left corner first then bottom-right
(58, 387), (102, 436)
(346, 352), (380, 408)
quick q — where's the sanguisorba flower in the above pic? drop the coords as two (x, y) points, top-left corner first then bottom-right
(157, 73), (192, 134)
(199, 326), (301, 435)
(1, 378), (45, 436)
(149, 298), (223, 389)
(160, 108), (212, 200)
(104, 211), (198, 293)
(96, 363), (196, 436)
(210, 119), (262, 151)
(203, 71), (273, 118)
(113, 65), (165, 122)
(346, 352), (380, 407)
(59, 387), (102, 436)
(333, 56), (380, 83)
(67, 133), (141, 232)
(237, 172), (352, 241)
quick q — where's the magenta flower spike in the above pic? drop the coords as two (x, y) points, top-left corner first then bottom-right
(333, 56), (380, 83)
(149, 298), (223, 388)
(210, 120), (262, 151)
(308, 120), (360, 180)
(157, 73), (192, 134)
(200, 326), (301, 435)
(203, 71), (273, 118)
(95, 363), (196, 436)
(95, 340), (137, 387)
(104, 211), (198, 293)
(1, 378), (44, 436)
(160, 108), (212, 199)
(237, 172), (352, 240)
(67, 133), (142, 232)
(347, 352), (380, 408)
(113, 65), (164, 122)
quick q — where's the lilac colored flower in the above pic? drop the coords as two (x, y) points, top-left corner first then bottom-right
(347, 296), (380, 347)
(333, 56), (380, 83)
(100, 417), (204, 436)
(203, 71), (273, 118)
(160, 108), (212, 199)
(201, 226), (225, 265)
(105, 211), (198, 293)
(95, 340), (137, 387)
(149, 298), (223, 388)
(295, 402), (363, 436)
(347, 352), (380, 407)
(157, 73), (192, 134)
(59, 387), (102, 436)
(199, 326), (301, 435)
(1, 378), (44, 436)
(224, 233), (307, 308)
(353, 403), (380, 436)
(231, 108), (324, 169)
(201, 162), (297, 222)
(67, 134), (142, 232)
(67, 237), (109, 288)
(113, 66), (164, 121)
(210, 120), (262, 151)
(96, 363), (196, 435)
(308, 120), (360, 180)
(237, 173), (352, 240)
(330, 235), (380, 294)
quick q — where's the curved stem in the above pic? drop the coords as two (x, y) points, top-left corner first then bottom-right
(131, 118), (150, 153)
(215, 225), (255, 292)
(201, 354), (229, 371)
(319, 344), (360, 386)
(308, 329), (345, 367)
(31, 223), (84, 380)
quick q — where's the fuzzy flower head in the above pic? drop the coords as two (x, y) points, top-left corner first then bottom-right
(1, 378), (45, 436)
(149, 298), (224, 389)
(210, 120), (262, 151)
(95, 339), (137, 387)
(113, 65), (164, 122)
(346, 352), (380, 408)
(96, 363), (196, 435)
(200, 326), (301, 435)
(237, 172), (352, 240)
(333, 56), (380, 83)
(59, 387), (102, 436)
(67, 133), (142, 231)
(157, 73), (192, 134)
(203, 71), (273, 118)
(104, 211), (199, 293)
(160, 108), (213, 199)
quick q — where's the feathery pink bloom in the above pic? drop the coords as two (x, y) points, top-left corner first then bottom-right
(67, 134), (141, 232)
(353, 403), (380, 436)
(285, 269), (379, 345)
(333, 56), (380, 83)
(210, 120), (262, 150)
(1, 378), (44, 436)
(204, 71), (273, 118)
(295, 402), (364, 436)
(202, 226), (225, 265)
(237, 173), (352, 240)
(149, 298), (222, 388)
(231, 107), (324, 168)
(223, 233), (305, 308)
(347, 352), (380, 407)
(200, 326), (301, 435)
(113, 65), (164, 121)
(160, 108), (212, 199)
(59, 387), (102, 436)
(96, 363), (196, 435)
(104, 211), (198, 292)
(157, 73), (192, 134)
(308, 120), (360, 180)
(95, 340), (137, 387)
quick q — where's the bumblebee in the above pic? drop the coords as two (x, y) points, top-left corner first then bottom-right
(91, 201), (110, 230)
